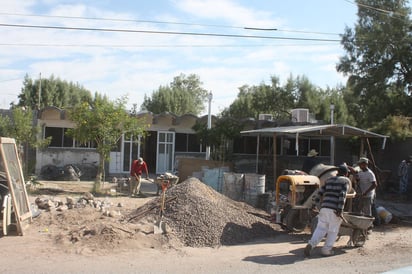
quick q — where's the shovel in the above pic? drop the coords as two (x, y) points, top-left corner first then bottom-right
(154, 180), (169, 234)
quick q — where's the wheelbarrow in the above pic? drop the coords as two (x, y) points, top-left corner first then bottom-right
(339, 212), (375, 247)
(311, 211), (374, 248)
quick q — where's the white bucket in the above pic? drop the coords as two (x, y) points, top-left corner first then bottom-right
(376, 206), (392, 224)
(223, 172), (244, 201)
(244, 173), (265, 207)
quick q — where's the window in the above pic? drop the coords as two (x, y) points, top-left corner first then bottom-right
(44, 127), (95, 149)
(175, 133), (201, 152)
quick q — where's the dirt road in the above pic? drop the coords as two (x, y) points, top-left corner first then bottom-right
(0, 179), (410, 274)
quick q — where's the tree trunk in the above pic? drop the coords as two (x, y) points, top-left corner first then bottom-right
(93, 154), (104, 193)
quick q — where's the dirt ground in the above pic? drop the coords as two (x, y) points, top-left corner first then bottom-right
(0, 179), (411, 274)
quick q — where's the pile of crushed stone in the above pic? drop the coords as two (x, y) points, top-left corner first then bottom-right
(128, 177), (280, 247)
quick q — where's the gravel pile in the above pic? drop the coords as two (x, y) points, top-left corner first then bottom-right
(131, 177), (280, 247)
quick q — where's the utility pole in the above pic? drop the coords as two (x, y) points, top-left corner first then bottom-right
(330, 103), (335, 165)
(38, 73), (42, 110)
(205, 91), (213, 160)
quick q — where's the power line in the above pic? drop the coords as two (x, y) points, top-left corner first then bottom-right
(0, 12), (341, 37)
(0, 23), (341, 42)
(343, 0), (408, 19)
(0, 77), (22, 83)
(0, 42), (338, 48)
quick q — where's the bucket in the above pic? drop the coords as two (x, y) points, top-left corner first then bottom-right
(244, 173), (265, 207)
(376, 206), (392, 224)
(223, 172), (244, 201)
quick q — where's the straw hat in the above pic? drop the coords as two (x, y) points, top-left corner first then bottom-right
(307, 149), (318, 157)
(358, 157), (369, 164)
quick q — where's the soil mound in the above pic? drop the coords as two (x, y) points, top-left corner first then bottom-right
(128, 177), (280, 247)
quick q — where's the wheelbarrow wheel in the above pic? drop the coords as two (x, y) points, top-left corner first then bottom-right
(352, 229), (367, 247)
(285, 209), (308, 232)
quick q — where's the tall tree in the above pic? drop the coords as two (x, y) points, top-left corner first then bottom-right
(221, 76), (296, 120)
(141, 74), (208, 115)
(337, 0), (412, 128)
(67, 94), (147, 191)
(17, 74), (92, 110)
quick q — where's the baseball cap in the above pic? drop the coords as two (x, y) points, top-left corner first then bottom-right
(337, 164), (349, 174)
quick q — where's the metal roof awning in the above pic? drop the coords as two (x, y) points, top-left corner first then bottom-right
(240, 124), (389, 178)
(240, 124), (389, 139)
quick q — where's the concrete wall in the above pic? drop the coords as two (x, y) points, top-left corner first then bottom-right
(35, 148), (99, 174)
(177, 157), (233, 182)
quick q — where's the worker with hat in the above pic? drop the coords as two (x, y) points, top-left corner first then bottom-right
(302, 149), (321, 174)
(304, 164), (350, 257)
(355, 157), (377, 216)
(130, 157), (149, 197)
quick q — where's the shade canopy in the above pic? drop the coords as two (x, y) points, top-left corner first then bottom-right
(240, 124), (389, 178)
(240, 124), (388, 140)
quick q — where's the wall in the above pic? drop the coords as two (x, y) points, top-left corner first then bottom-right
(35, 148), (99, 174)
(177, 157), (233, 181)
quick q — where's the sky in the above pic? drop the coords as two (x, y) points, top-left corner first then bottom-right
(0, 0), (360, 116)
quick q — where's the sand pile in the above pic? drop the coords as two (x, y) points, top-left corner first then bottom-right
(128, 177), (280, 247)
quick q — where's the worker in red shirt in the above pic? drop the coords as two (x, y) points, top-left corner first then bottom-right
(130, 157), (149, 197)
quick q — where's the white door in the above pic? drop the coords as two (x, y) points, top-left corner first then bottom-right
(122, 134), (140, 173)
(156, 131), (175, 174)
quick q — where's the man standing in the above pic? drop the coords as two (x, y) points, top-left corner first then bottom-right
(304, 164), (350, 257)
(356, 157), (377, 216)
(130, 157), (149, 197)
(302, 149), (320, 174)
(398, 156), (411, 199)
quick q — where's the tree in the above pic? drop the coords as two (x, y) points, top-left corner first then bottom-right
(371, 115), (412, 140)
(221, 76), (296, 120)
(67, 94), (147, 191)
(0, 107), (50, 175)
(192, 117), (244, 161)
(221, 75), (349, 124)
(141, 74), (209, 115)
(17, 74), (92, 110)
(337, 0), (412, 128)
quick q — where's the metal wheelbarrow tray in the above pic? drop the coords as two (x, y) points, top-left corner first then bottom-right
(341, 212), (375, 230)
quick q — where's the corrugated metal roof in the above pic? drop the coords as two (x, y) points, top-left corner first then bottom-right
(240, 124), (389, 139)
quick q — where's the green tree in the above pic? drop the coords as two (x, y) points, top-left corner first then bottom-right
(141, 74), (208, 115)
(17, 74), (92, 110)
(193, 117), (244, 161)
(337, 0), (412, 128)
(67, 94), (147, 191)
(372, 115), (412, 140)
(221, 76), (296, 120)
(0, 107), (50, 175)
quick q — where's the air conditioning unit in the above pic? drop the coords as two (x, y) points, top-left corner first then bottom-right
(258, 114), (273, 121)
(291, 108), (309, 122)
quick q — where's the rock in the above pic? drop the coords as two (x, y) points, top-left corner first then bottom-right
(83, 192), (94, 201)
(56, 205), (68, 211)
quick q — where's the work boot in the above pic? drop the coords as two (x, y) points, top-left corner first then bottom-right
(321, 249), (335, 257)
(304, 244), (312, 258)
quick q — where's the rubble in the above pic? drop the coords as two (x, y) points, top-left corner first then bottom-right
(31, 177), (281, 252)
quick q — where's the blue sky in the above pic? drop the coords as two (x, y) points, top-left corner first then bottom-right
(0, 0), (360, 115)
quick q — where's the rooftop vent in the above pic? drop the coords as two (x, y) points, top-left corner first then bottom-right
(291, 108), (309, 122)
(258, 114), (273, 121)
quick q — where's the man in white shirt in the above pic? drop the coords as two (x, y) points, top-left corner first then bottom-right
(356, 157), (377, 216)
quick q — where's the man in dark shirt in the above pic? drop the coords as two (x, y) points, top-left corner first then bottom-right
(302, 149), (320, 174)
(304, 164), (350, 257)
